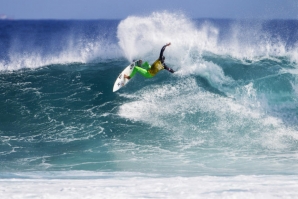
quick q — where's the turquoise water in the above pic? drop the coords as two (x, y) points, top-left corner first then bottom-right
(0, 12), (298, 198)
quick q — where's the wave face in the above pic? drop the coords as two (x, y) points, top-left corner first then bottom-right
(0, 13), (298, 178)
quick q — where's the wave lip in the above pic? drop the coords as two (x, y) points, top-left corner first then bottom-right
(0, 20), (121, 71)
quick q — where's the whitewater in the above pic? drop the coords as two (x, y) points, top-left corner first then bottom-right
(0, 12), (298, 198)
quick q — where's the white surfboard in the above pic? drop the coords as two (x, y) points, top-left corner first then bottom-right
(113, 61), (137, 92)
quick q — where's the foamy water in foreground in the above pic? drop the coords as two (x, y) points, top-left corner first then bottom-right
(1, 174), (298, 199)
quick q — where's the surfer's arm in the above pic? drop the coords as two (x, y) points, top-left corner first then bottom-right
(159, 43), (171, 60)
(164, 64), (175, 73)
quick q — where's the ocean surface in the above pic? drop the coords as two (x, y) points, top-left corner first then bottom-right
(1, 12), (298, 198)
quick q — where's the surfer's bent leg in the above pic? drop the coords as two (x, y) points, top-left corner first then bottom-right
(130, 66), (152, 78)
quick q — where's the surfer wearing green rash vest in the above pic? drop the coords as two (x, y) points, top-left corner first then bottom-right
(124, 43), (175, 79)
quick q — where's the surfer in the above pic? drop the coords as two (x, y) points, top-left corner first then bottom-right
(124, 43), (175, 79)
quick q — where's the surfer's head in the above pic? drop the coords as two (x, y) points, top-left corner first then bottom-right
(137, 60), (142, 66)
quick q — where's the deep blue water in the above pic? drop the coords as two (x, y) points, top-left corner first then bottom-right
(0, 13), (298, 178)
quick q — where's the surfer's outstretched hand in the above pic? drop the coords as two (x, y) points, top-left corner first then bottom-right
(166, 42), (171, 46)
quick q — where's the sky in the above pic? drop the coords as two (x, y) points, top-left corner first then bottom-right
(0, 0), (298, 20)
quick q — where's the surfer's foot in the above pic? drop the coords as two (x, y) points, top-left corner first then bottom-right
(124, 74), (131, 79)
